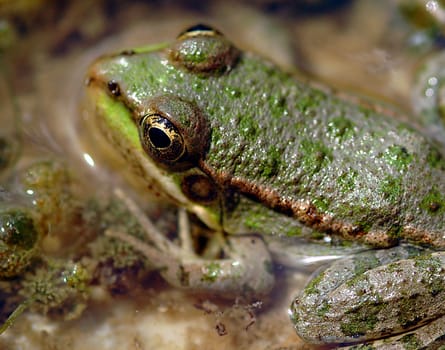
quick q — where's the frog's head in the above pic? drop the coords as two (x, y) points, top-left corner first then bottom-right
(85, 24), (242, 230)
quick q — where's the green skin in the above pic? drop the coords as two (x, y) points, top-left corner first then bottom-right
(85, 28), (445, 348)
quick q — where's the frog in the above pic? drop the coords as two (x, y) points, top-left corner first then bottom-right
(83, 24), (445, 348)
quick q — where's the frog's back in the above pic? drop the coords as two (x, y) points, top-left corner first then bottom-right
(192, 55), (445, 248)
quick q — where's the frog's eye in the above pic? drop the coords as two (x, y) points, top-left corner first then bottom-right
(139, 95), (210, 171)
(170, 24), (240, 74)
(140, 114), (185, 163)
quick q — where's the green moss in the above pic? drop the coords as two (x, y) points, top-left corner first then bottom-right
(386, 261), (403, 274)
(381, 145), (413, 171)
(238, 113), (260, 141)
(426, 147), (445, 169)
(304, 271), (326, 295)
(334, 200), (371, 231)
(243, 214), (263, 231)
(268, 95), (287, 117)
(340, 297), (384, 337)
(61, 264), (89, 292)
(285, 226), (303, 237)
(379, 176), (403, 204)
(201, 262), (222, 283)
(400, 333), (422, 350)
(397, 294), (422, 329)
(413, 253), (440, 269)
(313, 197), (330, 212)
(0, 209), (39, 278)
(294, 89), (325, 115)
(224, 86), (242, 99)
(0, 209), (38, 250)
(316, 300), (331, 317)
(413, 254), (444, 296)
(295, 95), (312, 114)
(387, 224), (403, 239)
(88, 199), (155, 270)
(181, 48), (207, 64)
(299, 139), (333, 175)
(259, 146), (283, 178)
(337, 170), (358, 193)
(20, 258), (91, 319)
(428, 275), (444, 297)
(358, 219), (373, 234)
(327, 115), (355, 140)
(192, 80), (203, 92)
(309, 230), (326, 240)
(345, 272), (368, 289)
(358, 105), (372, 119)
(420, 187), (445, 214)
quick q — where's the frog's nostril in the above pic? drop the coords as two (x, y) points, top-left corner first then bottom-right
(107, 80), (121, 96)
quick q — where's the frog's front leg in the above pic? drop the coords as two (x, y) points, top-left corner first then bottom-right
(290, 245), (445, 347)
(106, 188), (275, 295)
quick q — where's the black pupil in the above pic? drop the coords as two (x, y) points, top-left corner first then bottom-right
(149, 127), (171, 148)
